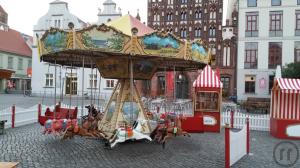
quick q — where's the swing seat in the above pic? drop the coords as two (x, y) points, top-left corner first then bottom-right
(38, 107), (78, 126)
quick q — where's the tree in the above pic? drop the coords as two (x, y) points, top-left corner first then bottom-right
(282, 62), (300, 79)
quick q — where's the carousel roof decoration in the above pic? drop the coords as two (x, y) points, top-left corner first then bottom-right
(38, 14), (211, 77)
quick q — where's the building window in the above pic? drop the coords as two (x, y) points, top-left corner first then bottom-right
(221, 77), (230, 91)
(223, 46), (231, 67)
(194, 28), (201, 37)
(28, 60), (32, 68)
(18, 58), (23, 70)
(209, 11), (216, 20)
(180, 28), (187, 38)
(158, 76), (165, 96)
(167, 0), (174, 4)
(245, 12), (259, 37)
(167, 13), (173, 21)
(245, 75), (256, 94)
(106, 80), (114, 88)
(154, 14), (160, 22)
(270, 11), (283, 37)
(244, 42), (258, 69)
(45, 74), (54, 87)
(181, 0), (187, 4)
(295, 42), (300, 62)
(181, 12), (187, 20)
(271, 0), (281, 6)
(247, 0), (257, 7)
(298, 0), (300, 5)
(89, 74), (97, 88)
(209, 26), (216, 37)
(7, 57), (13, 69)
(269, 75), (275, 94)
(54, 19), (61, 28)
(269, 42), (282, 69)
(296, 11), (300, 36)
(195, 11), (202, 19)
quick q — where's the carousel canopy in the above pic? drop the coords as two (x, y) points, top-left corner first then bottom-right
(193, 65), (222, 88)
(106, 14), (154, 36)
(275, 78), (300, 93)
(38, 15), (210, 79)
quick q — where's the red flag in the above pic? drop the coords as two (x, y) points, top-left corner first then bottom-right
(166, 71), (174, 91)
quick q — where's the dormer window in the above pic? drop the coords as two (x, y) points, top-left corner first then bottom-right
(54, 19), (61, 28)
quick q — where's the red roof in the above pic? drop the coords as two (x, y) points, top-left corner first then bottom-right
(193, 65), (222, 88)
(277, 78), (300, 93)
(0, 28), (32, 57)
(0, 5), (7, 14)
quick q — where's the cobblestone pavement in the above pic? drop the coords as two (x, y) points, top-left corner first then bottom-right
(1, 124), (299, 168)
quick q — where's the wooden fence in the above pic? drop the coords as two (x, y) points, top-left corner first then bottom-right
(221, 111), (270, 131)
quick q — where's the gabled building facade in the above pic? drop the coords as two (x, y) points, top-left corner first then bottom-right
(31, 0), (119, 98)
(0, 5), (32, 93)
(237, 0), (300, 100)
(98, 0), (122, 24)
(146, 0), (230, 99)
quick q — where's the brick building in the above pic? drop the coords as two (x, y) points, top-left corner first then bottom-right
(142, 0), (236, 99)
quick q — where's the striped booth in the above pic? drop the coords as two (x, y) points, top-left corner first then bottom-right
(270, 78), (300, 139)
(181, 65), (222, 133)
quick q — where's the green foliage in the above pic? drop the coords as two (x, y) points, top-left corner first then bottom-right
(82, 33), (97, 48)
(107, 34), (124, 51)
(282, 62), (300, 79)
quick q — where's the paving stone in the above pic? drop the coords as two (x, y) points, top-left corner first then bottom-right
(0, 123), (300, 168)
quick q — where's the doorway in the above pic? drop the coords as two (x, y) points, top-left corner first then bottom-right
(176, 74), (189, 99)
(65, 77), (77, 95)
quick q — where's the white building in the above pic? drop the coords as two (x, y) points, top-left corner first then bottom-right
(237, 0), (300, 101)
(31, 0), (117, 99)
(97, 0), (122, 24)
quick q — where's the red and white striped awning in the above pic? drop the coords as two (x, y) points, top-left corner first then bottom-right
(193, 65), (222, 88)
(277, 78), (300, 93)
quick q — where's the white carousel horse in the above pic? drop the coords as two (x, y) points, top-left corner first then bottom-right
(108, 119), (152, 148)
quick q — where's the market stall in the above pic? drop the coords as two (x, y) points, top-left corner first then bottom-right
(270, 78), (300, 139)
(182, 65), (222, 132)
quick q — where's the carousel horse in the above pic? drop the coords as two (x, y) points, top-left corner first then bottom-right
(44, 119), (77, 135)
(151, 114), (190, 148)
(106, 119), (152, 148)
(160, 115), (190, 148)
(62, 105), (105, 139)
(62, 123), (107, 139)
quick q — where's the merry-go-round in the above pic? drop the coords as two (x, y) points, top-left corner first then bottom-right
(37, 14), (212, 148)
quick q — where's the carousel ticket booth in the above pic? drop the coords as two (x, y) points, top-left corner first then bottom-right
(270, 78), (300, 139)
(182, 65), (222, 132)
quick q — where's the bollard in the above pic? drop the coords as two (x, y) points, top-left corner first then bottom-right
(12, 105), (15, 128)
(225, 124), (230, 168)
(246, 118), (250, 154)
(38, 103), (41, 118)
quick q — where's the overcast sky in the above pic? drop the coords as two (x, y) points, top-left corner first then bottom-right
(0, 0), (227, 36)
